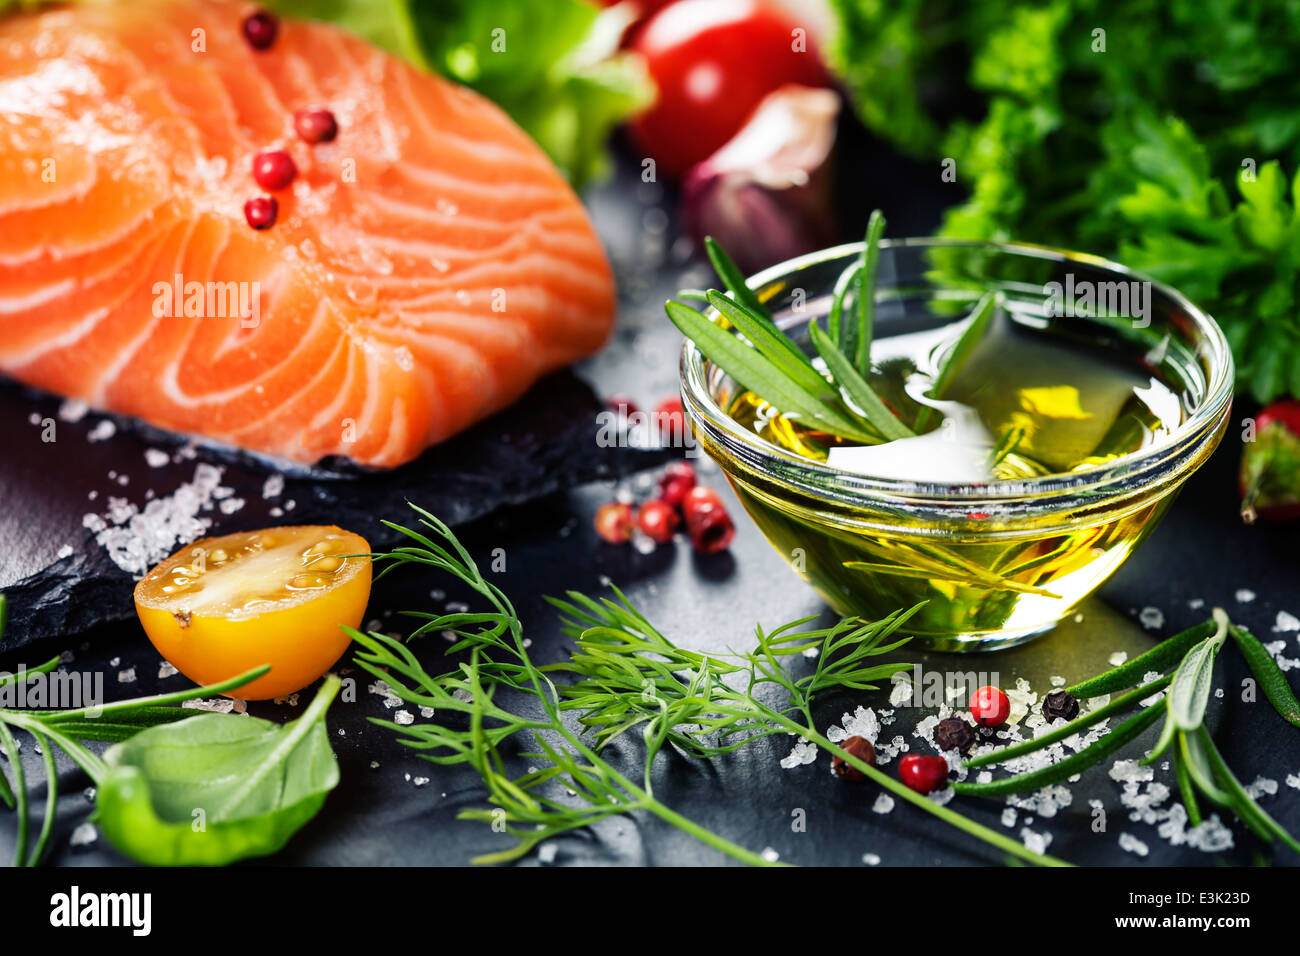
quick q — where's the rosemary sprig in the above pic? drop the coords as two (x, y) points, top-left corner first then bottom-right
(355, 505), (1069, 867)
(672, 211), (930, 446)
(954, 609), (1300, 857)
(914, 291), (999, 432)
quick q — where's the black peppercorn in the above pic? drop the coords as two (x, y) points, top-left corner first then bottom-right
(933, 716), (976, 754)
(831, 735), (876, 782)
(1043, 689), (1080, 722)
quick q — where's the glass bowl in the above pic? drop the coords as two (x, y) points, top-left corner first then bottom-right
(680, 239), (1234, 651)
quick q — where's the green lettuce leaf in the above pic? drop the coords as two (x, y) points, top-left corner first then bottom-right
(269, 0), (650, 186)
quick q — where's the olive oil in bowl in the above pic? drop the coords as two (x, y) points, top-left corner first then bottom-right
(680, 239), (1233, 650)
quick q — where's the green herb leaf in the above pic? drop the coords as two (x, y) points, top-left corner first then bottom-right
(852, 209), (886, 374)
(965, 674), (1171, 769)
(808, 319), (915, 441)
(1066, 619), (1216, 698)
(705, 290), (835, 400)
(94, 676), (341, 866)
(704, 236), (772, 321)
(914, 291), (998, 432)
(1198, 725), (1300, 854)
(953, 701), (1165, 797)
(1229, 624), (1300, 727)
(1167, 613), (1227, 730)
(665, 299), (879, 442)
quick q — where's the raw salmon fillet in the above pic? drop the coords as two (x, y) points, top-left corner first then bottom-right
(0, 0), (615, 467)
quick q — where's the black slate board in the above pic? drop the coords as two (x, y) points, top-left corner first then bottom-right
(0, 370), (669, 647)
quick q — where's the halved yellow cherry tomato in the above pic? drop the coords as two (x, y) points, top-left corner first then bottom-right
(134, 525), (371, 700)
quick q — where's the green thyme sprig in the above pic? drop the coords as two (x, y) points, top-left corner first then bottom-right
(353, 505), (1069, 867)
(954, 610), (1300, 857)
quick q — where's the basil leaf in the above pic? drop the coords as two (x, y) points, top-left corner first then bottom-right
(94, 676), (340, 866)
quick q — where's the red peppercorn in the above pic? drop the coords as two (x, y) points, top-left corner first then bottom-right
(831, 736), (876, 783)
(243, 196), (278, 230)
(655, 396), (686, 444)
(594, 502), (635, 544)
(657, 460), (697, 508)
(899, 754), (949, 794)
(970, 685), (1010, 727)
(683, 487), (734, 554)
(242, 9), (279, 50)
(252, 150), (297, 191)
(293, 107), (339, 144)
(636, 500), (679, 544)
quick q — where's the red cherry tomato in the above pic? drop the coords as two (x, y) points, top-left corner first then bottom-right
(629, 0), (829, 178)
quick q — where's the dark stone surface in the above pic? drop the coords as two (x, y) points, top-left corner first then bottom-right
(0, 370), (669, 647)
(1, 141), (1297, 869)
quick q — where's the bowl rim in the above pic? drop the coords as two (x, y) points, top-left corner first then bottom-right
(679, 236), (1235, 504)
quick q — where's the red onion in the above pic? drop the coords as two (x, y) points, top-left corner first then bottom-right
(681, 84), (840, 275)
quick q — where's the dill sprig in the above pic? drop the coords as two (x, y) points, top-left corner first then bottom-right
(350, 505), (1069, 867)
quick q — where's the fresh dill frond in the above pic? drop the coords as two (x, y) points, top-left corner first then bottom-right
(352, 504), (1069, 867)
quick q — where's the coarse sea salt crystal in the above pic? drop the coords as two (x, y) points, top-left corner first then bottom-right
(862, 853), (881, 865)
(1001, 807), (1017, 828)
(69, 823), (98, 847)
(393, 710), (415, 726)
(143, 448), (169, 468)
(760, 847), (780, 863)
(158, 661), (178, 679)
(87, 419), (116, 442)
(1020, 827), (1052, 854)
(779, 739), (817, 769)
(1188, 598), (1205, 609)
(1139, 606), (1164, 630)
(1246, 776), (1278, 798)
(1119, 833), (1149, 857)
(262, 473), (284, 498)
(538, 843), (559, 865)
(1235, 589), (1256, 603)
(827, 705), (880, 746)
(1108, 651), (1128, 666)
(117, 668), (136, 684)
(1274, 610), (1300, 633)
(58, 400), (89, 423)
(872, 793), (894, 814)
(84, 463), (227, 576)
(55, 544), (73, 559)
(182, 697), (237, 713)
(888, 677), (913, 707)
